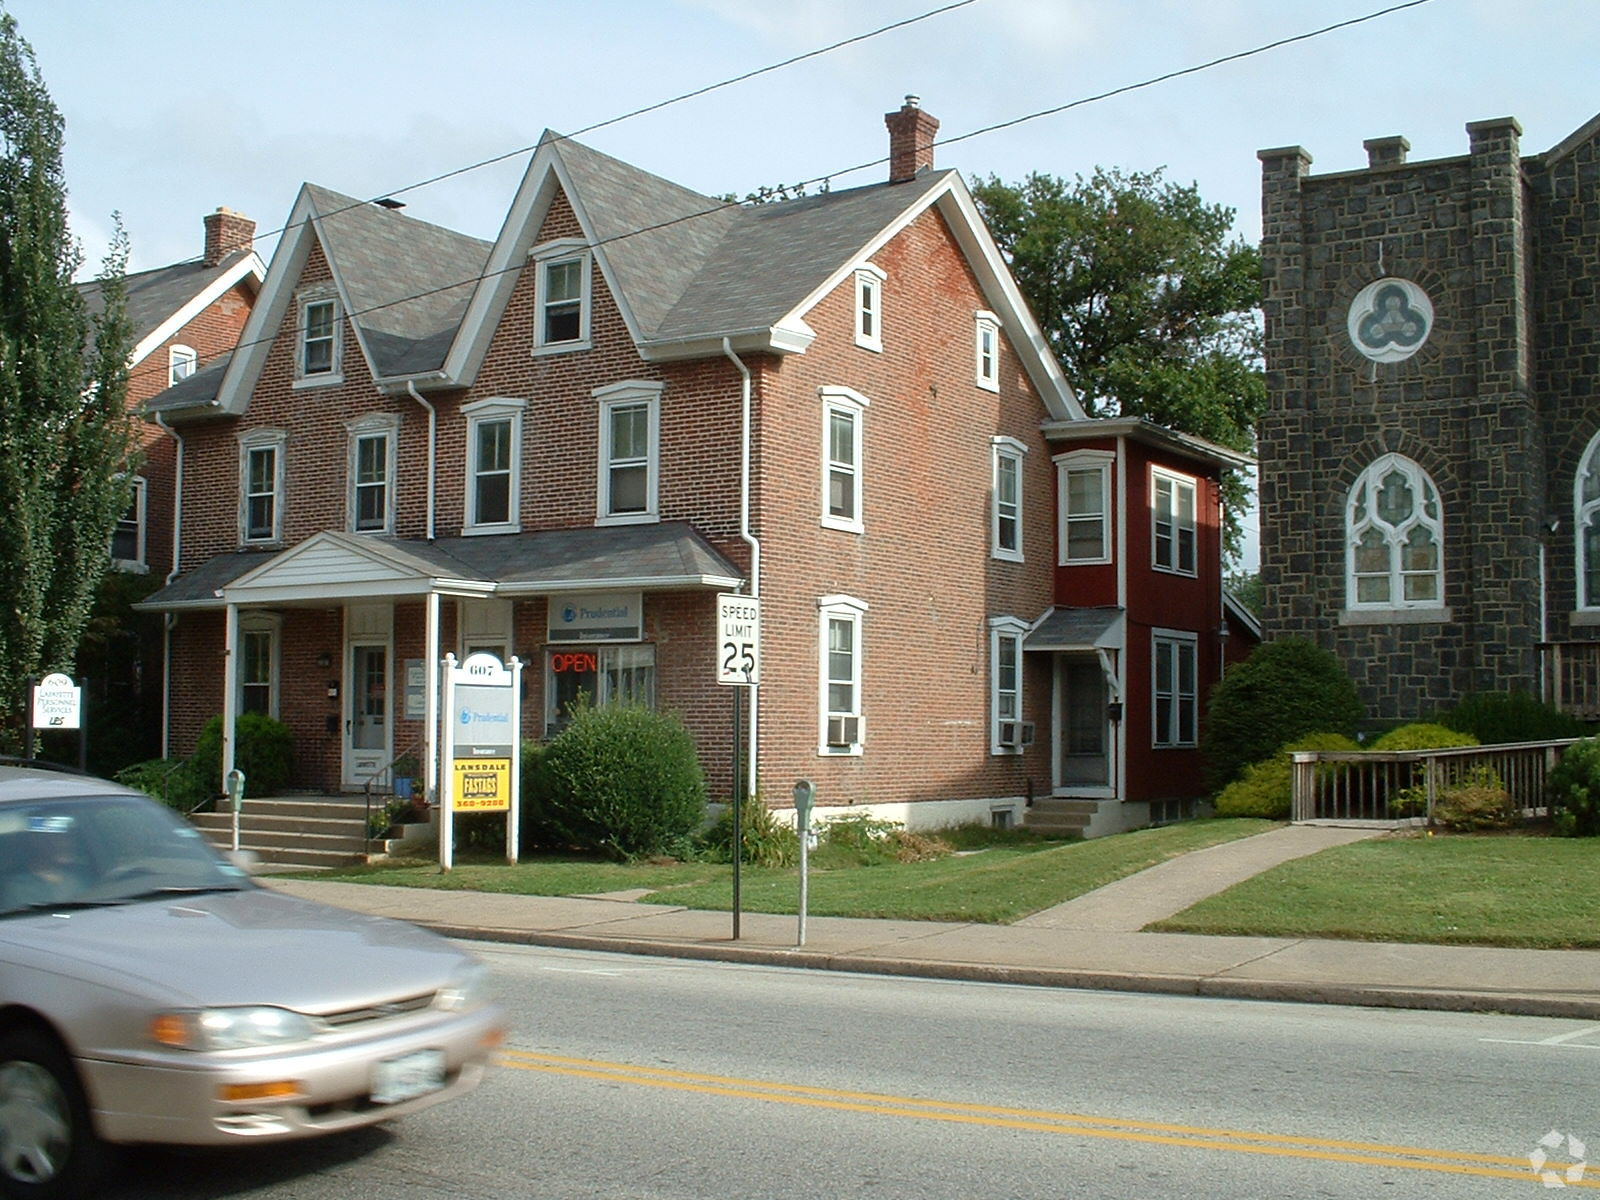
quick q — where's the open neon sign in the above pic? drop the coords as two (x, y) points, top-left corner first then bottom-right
(550, 652), (598, 674)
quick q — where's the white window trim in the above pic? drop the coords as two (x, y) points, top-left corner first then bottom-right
(992, 436), (1027, 563)
(1151, 466), (1198, 578)
(292, 290), (343, 388)
(168, 344), (197, 387)
(820, 385), (869, 534)
(1342, 452), (1449, 620)
(238, 611), (283, 720)
(818, 594), (868, 756)
(1577, 432), (1600, 611)
(975, 311), (1000, 392)
(853, 263), (885, 353)
(346, 414), (399, 535)
(1055, 449), (1113, 566)
(531, 238), (593, 355)
(238, 428), (287, 545)
(110, 475), (148, 572)
(463, 397), (525, 536)
(594, 380), (663, 526)
(1151, 628), (1198, 749)
(989, 616), (1028, 755)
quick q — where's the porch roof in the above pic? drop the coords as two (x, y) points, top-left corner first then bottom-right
(133, 521), (743, 611)
(1024, 606), (1125, 652)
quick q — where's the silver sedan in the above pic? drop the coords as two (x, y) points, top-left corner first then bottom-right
(0, 766), (504, 1199)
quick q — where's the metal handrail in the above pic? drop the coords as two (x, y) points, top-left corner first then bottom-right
(361, 736), (428, 845)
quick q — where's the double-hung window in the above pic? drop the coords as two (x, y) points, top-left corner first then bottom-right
(168, 345), (196, 386)
(818, 595), (867, 755)
(820, 386), (868, 533)
(975, 312), (1000, 392)
(531, 240), (591, 353)
(111, 476), (146, 570)
(239, 429), (286, 545)
(1152, 631), (1197, 747)
(347, 416), (398, 534)
(854, 265), (885, 352)
(239, 614), (281, 718)
(990, 617), (1028, 754)
(296, 293), (341, 384)
(1056, 450), (1112, 564)
(463, 398), (524, 535)
(1152, 468), (1197, 575)
(992, 437), (1026, 561)
(594, 381), (661, 525)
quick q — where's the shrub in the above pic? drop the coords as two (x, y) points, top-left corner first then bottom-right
(1547, 737), (1600, 837)
(699, 790), (797, 868)
(1432, 766), (1515, 831)
(1212, 732), (1359, 820)
(1201, 639), (1362, 791)
(189, 712), (294, 798)
(1368, 723), (1479, 753)
(814, 814), (952, 866)
(115, 757), (211, 813)
(531, 704), (707, 859)
(1439, 691), (1589, 745)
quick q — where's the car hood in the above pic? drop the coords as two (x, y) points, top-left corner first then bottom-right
(0, 888), (471, 1013)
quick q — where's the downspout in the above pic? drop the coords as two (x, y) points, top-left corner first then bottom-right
(154, 413), (184, 760)
(722, 339), (759, 803)
(405, 381), (437, 542)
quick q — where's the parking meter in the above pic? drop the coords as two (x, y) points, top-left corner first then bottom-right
(226, 769), (246, 855)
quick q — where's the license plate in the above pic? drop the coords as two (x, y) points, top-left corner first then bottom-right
(371, 1049), (445, 1105)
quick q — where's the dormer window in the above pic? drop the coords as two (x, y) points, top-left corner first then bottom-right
(295, 291), (342, 386)
(168, 345), (197, 386)
(854, 264), (885, 352)
(532, 240), (592, 353)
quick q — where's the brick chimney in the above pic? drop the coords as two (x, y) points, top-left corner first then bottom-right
(885, 95), (939, 184)
(202, 206), (255, 267)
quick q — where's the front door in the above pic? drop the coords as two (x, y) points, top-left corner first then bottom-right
(1059, 657), (1109, 788)
(343, 605), (393, 788)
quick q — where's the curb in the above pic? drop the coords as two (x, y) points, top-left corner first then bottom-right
(418, 921), (1600, 1021)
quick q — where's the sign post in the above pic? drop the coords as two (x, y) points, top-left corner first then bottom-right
(439, 652), (522, 872)
(28, 673), (85, 769)
(715, 594), (761, 940)
(793, 779), (815, 947)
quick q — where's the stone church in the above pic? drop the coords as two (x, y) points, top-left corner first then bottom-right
(1257, 111), (1600, 722)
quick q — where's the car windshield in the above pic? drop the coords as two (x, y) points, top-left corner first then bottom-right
(0, 793), (249, 915)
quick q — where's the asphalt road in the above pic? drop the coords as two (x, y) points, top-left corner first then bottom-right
(106, 942), (1600, 1198)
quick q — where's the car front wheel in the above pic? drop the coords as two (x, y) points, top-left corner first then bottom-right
(0, 1030), (106, 1200)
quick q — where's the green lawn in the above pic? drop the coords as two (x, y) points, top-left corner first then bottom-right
(298, 819), (1276, 925)
(1148, 834), (1600, 949)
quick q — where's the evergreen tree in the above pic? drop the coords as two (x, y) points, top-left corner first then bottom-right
(0, 11), (134, 745)
(973, 167), (1263, 555)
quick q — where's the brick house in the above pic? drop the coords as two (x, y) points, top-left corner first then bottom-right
(139, 100), (1246, 835)
(1257, 111), (1600, 723)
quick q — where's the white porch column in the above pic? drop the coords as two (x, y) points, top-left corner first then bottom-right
(221, 601), (240, 794)
(425, 590), (440, 801)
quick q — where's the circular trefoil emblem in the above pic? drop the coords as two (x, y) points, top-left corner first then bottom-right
(1530, 1130), (1587, 1188)
(1347, 276), (1433, 363)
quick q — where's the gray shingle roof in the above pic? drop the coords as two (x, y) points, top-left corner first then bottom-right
(79, 250), (255, 356)
(145, 352), (231, 415)
(1024, 607), (1125, 651)
(303, 184), (491, 377)
(132, 549), (276, 609)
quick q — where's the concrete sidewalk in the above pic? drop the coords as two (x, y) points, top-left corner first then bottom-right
(262, 827), (1600, 1020)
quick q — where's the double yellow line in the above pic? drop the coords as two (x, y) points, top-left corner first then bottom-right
(498, 1049), (1592, 1186)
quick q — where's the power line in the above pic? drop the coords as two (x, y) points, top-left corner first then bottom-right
(202, 0), (1438, 363)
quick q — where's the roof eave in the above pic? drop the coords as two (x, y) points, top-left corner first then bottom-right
(638, 322), (814, 362)
(1043, 417), (1255, 471)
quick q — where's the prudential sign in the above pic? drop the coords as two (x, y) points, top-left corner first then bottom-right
(440, 652), (522, 872)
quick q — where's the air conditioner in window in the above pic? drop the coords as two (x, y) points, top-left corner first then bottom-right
(997, 720), (1035, 748)
(826, 715), (860, 748)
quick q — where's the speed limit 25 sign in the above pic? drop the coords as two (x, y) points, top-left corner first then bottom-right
(715, 593), (761, 686)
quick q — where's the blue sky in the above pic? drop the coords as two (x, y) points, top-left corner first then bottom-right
(7, 0), (1598, 567)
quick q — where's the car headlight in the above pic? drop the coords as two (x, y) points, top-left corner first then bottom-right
(150, 1007), (318, 1051)
(436, 962), (491, 1013)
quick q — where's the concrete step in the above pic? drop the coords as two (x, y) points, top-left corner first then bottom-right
(190, 793), (376, 869)
(1024, 797), (1100, 835)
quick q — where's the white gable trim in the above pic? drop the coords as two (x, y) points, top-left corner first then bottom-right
(781, 174), (1084, 424)
(130, 253), (266, 369)
(446, 136), (647, 388)
(223, 530), (493, 606)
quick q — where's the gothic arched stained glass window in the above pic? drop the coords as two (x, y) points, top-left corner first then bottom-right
(1575, 432), (1600, 609)
(1346, 455), (1444, 609)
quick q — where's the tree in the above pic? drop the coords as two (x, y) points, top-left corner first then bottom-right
(0, 12), (134, 746)
(972, 168), (1263, 554)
